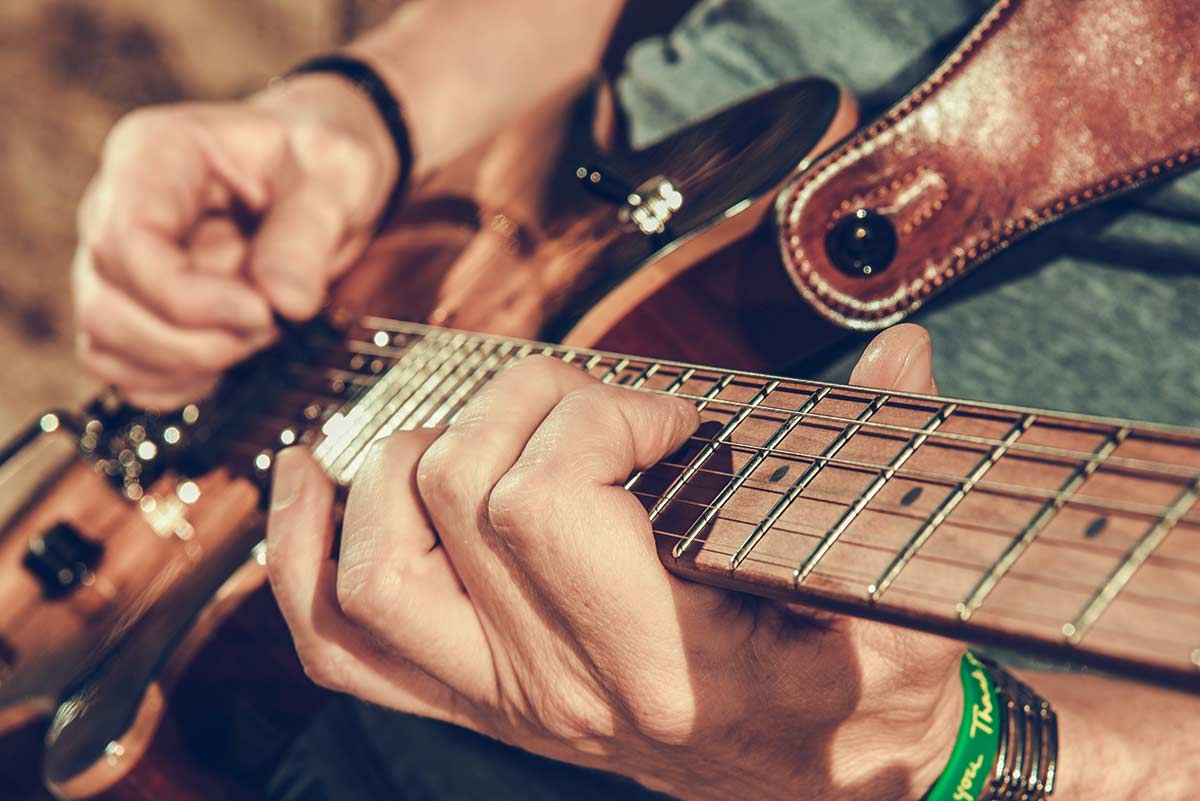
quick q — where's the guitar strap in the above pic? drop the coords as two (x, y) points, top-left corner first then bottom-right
(774, 0), (1200, 330)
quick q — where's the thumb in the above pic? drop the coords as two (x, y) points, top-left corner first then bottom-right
(249, 183), (348, 320)
(849, 323), (938, 393)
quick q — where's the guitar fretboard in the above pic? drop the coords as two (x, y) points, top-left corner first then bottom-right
(289, 316), (1200, 692)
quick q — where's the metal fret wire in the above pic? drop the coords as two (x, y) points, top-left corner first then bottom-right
(624, 491), (1200, 621)
(326, 331), (468, 481)
(307, 340), (1200, 523)
(795, 403), (957, 586)
(958, 427), (1131, 621)
(284, 320), (1200, 649)
(291, 351), (1200, 523)
(349, 319), (1200, 482)
(251, 408), (1200, 650)
(335, 336), (488, 483)
(244, 409), (1200, 582)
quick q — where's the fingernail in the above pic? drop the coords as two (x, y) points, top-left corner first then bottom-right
(270, 448), (305, 511)
(893, 332), (934, 392)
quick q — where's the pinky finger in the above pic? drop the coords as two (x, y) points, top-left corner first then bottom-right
(78, 338), (220, 410)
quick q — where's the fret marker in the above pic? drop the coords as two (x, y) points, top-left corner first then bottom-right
(768, 465), (790, 483)
(1084, 516), (1107, 539)
(900, 486), (922, 506)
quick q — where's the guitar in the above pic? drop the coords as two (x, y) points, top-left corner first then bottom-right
(4, 1), (1200, 794)
(0, 76), (859, 800)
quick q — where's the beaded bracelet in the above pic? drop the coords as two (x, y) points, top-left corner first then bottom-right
(286, 54), (414, 224)
(922, 652), (1057, 801)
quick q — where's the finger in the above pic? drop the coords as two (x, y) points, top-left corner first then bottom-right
(415, 356), (597, 592)
(490, 381), (701, 597)
(248, 181), (349, 320)
(90, 215), (272, 334)
(75, 251), (276, 374)
(187, 213), (249, 277)
(488, 384), (734, 696)
(266, 447), (482, 726)
(336, 431), (494, 703)
(78, 336), (219, 410)
(849, 323), (938, 393)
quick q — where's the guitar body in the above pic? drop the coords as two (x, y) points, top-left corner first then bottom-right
(0, 79), (858, 800)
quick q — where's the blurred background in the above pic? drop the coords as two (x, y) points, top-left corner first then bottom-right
(0, 0), (394, 443)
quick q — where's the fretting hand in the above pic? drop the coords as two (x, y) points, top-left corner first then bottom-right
(266, 324), (965, 801)
(72, 75), (398, 409)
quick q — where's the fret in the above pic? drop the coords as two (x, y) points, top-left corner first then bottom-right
(958, 425), (1130, 621)
(328, 334), (467, 481)
(645, 372), (740, 525)
(694, 387), (830, 568)
(314, 331), (450, 472)
(407, 341), (497, 429)
(336, 339), (488, 482)
(624, 367), (694, 492)
(795, 403), (958, 585)
(672, 383), (820, 559)
(1064, 477), (1200, 643)
(435, 342), (529, 426)
(869, 413), (1037, 601)
(730, 394), (890, 579)
(627, 362), (660, 389)
(600, 357), (631, 383)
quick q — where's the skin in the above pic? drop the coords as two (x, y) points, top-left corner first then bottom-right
(265, 325), (1200, 801)
(74, 0), (624, 409)
(74, 3), (1200, 797)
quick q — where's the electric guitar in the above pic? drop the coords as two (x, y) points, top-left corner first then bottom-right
(4, 0), (1200, 795)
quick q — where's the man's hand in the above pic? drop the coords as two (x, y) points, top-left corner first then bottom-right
(266, 324), (964, 801)
(73, 75), (398, 409)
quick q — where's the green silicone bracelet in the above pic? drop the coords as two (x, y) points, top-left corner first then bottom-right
(921, 652), (1002, 801)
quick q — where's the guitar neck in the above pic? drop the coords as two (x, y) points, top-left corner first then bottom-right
(302, 316), (1200, 693)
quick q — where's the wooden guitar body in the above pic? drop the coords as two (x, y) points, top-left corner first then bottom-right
(0, 79), (858, 800)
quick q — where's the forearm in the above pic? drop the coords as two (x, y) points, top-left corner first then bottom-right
(1019, 669), (1200, 799)
(347, 0), (627, 175)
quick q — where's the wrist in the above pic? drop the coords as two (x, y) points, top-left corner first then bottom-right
(816, 653), (963, 801)
(252, 73), (400, 220)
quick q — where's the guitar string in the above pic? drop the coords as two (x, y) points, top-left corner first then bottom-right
(322, 337), (1200, 486)
(238, 376), (1200, 594)
(341, 321), (1200, 480)
(273, 352), (1200, 525)
(624, 490), (1200, 619)
(230, 419), (1200, 599)
(216, 438), (1200, 651)
(632, 523), (1196, 655)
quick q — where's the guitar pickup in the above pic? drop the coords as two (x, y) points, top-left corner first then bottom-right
(23, 522), (103, 599)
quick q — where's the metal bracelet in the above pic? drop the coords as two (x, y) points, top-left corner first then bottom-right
(976, 657), (1058, 801)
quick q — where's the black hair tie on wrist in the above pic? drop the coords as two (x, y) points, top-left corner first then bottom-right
(286, 54), (414, 225)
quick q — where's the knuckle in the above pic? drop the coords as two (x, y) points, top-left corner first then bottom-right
(627, 688), (698, 746)
(486, 469), (551, 540)
(529, 688), (614, 744)
(416, 436), (476, 511)
(557, 385), (617, 423)
(297, 646), (350, 692)
(334, 546), (396, 627)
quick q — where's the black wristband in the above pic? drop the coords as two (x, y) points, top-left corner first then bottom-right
(286, 54), (414, 223)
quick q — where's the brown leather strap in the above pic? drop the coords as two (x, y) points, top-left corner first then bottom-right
(775, 0), (1200, 330)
